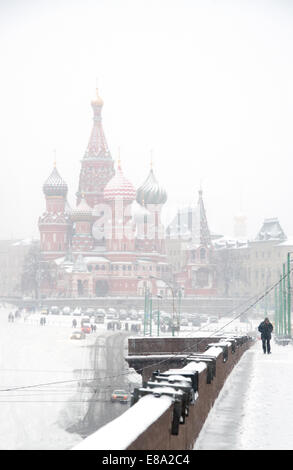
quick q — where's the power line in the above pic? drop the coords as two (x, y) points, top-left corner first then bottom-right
(0, 269), (290, 395)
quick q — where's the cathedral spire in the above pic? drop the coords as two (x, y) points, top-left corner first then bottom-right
(197, 189), (211, 247)
(84, 88), (111, 160)
(77, 88), (114, 207)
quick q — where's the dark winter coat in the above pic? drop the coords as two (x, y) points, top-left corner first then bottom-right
(258, 320), (273, 340)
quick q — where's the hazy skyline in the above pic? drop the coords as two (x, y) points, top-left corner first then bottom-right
(1, 0), (293, 240)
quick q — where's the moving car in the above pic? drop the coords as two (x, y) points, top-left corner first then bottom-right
(81, 322), (91, 334)
(111, 389), (130, 404)
(70, 330), (86, 340)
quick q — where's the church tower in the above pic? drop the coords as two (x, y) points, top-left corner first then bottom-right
(39, 165), (71, 259)
(77, 89), (115, 208)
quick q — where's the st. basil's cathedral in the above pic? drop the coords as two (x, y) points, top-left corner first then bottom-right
(38, 89), (217, 298)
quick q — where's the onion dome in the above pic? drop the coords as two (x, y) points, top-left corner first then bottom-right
(70, 195), (93, 221)
(136, 169), (167, 205)
(43, 166), (68, 197)
(104, 162), (136, 201)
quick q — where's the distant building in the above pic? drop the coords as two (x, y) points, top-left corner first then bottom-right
(213, 217), (293, 302)
(166, 190), (217, 296)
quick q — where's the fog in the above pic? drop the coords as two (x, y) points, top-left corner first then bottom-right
(1, 0), (293, 240)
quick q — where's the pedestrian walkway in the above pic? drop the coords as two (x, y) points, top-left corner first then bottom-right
(194, 338), (293, 450)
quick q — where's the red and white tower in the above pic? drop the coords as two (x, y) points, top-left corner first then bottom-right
(77, 89), (114, 208)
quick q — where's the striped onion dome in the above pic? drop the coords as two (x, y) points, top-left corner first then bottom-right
(136, 168), (167, 205)
(104, 163), (136, 201)
(43, 166), (68, 197)
(70, 195), (93, 221)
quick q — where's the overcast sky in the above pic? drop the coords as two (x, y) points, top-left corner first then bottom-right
(1, 0), (293, 240)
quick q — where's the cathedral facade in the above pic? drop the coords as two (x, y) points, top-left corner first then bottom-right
(38, 90), (217, 298)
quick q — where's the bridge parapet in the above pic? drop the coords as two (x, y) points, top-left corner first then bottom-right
(73, 333), (253, 450)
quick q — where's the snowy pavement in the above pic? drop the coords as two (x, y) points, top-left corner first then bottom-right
(194, 338), (293, 450)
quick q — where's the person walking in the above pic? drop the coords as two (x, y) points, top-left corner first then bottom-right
(258, 317), (273, 354)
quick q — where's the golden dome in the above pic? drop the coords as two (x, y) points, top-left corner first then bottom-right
(91, 88), (104, 107)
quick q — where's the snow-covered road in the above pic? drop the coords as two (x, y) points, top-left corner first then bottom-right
(194, 338), (293, 450)
(0, 305), (127, 449)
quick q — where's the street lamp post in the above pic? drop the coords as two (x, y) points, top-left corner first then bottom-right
(283, 263), (287, 335)
(138, 275), (182, 337)
(157, 294), (162, 337)
(149, 275), (182, 337)
(138, 276), (152, 336)
(287, 252), (292, 337)
(275, 252), (293, 339)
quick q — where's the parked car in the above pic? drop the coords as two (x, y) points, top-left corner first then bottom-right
(191, 317), (201, 327)
(107, 308), (117, 317)
(62, 306), (71, 315)
(119, 309), (127, 320)
(95, 313), (105, 324)
(209, 316), (218, 323)
(199, 314), (208, 323)
(97, 308), (106, 315)
(180, 317), (189, 327)
(70, 330), (86, 340)
(50, 306), (60, 315)
(110, 389), (130, 404)
(73, 308), (82, 316)
(86, 308), (95, 316)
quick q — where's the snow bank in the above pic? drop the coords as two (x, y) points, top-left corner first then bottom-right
(182, 361), (207, 374)
(72, 393), (173, 450)
(203, 346), (223, 358)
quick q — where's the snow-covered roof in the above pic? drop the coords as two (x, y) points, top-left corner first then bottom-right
(213, 236), (248, 250)
(54, 257), (66, 265)
(255, 217), (286, 242)
(276, 237), (293, 247)
(83, 256), (110, 263)
(11, 238), (35, 246)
